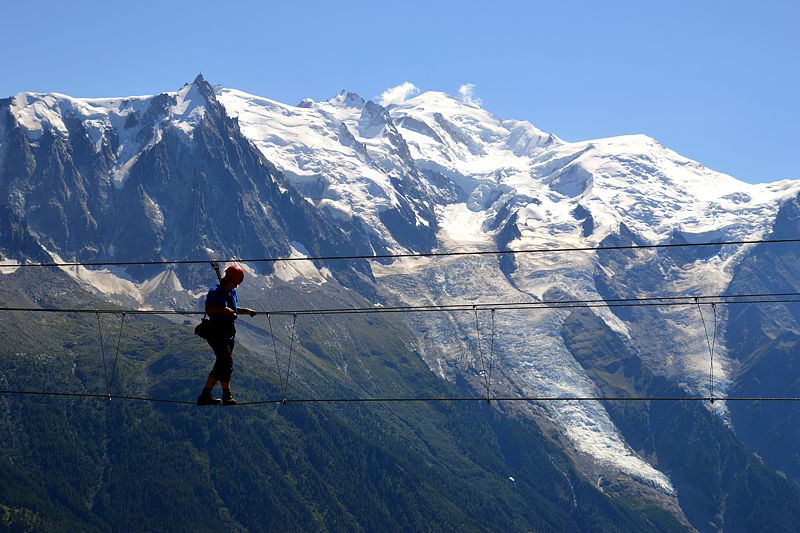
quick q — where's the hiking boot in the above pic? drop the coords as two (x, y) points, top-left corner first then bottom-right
(197, 389), (222, 406)
(222, 391), (237, 406)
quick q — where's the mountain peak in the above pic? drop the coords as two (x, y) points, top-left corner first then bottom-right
(329, 90), (366, 109)
(189, 73), (216, 101)
(405, 90), (466, 108)
(168, 80), (216, 138)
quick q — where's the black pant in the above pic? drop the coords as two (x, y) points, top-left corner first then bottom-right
(208, 336), (235, 382)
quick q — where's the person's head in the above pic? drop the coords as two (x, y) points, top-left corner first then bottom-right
(223, 264), (244, 288)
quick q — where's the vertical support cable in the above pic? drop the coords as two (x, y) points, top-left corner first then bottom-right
(487, 309), (496, 403)
(266, 312), (285, 398)
(473, 306), (490, 403)
(282, 313), (298, 403)
(108, 312), (126, 399)
(96, 311), (109, 397)
(710, 303), (717, 403)
(695, 298), (716, 404)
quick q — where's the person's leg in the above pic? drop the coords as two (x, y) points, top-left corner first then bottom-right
(198, 339), (228, 405)
(221, 338), (236, 405)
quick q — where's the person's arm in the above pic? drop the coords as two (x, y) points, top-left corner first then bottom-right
(237, 306), (258, 317)
(206, 301), (238, 317)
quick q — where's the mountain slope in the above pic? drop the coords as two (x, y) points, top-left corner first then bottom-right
(0, 267), (688, 531)
(3, 76), (800, 530)
(0, 76), (372, 289)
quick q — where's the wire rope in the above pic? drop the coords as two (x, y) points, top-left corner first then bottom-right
(472, 306), (490, 401)
(266, 313), (285, 396)
(95, 311), (110, 397)
(2, 237), (799, 269)
(109, 313), (126, 397)
(0, 281), (798, 405)
(695, 299), (720, 403)
(283, 313), (298, 402)
(4, 389), (800, 406)
(488, 309), (496, 402)
(2, 292), (800, 317)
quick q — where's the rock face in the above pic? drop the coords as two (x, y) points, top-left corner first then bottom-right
(0, 76), (369, 285)
(4, 76), (800, 530)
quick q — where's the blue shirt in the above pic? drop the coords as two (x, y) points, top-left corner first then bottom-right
(206, 284), (238, 325)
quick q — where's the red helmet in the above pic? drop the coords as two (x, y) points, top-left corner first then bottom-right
(224, 264), (244, 284)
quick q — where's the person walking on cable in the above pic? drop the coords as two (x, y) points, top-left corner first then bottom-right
(197, 264), (257, 406)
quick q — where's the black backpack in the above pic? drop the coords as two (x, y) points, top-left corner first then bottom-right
(195, 282), (236, 340)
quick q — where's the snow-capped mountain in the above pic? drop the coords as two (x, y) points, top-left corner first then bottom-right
(219, 84), (800, 243)
(0, 75), (373, 291)
(3, 75), (800, 529)
(216, 81), (800, 494)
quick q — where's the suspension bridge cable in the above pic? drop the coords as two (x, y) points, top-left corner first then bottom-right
(234, 395), (800, 405)
(711, 303), (717, 400)
(2, 237), (799, 269)
(1, 291), (800, 317)
(0, 389), (195, 405)
(3, 293), (800, 405)
(266, 313), (285, 396)
(472, 306), (490, 401)
(488, 309), (496, 402)
(3, 388), (800, 406)
(284, 313), (298, 402)
(95, 312), (110, 396)
(696, 300), (716, 403)
(109, 312), (126, 396)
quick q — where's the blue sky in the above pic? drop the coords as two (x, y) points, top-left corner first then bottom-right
(2, 0), (797, 183)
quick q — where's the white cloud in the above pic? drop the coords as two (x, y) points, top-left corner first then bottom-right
(458, 83), (482, 106)
(379, 82), (420, 106)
